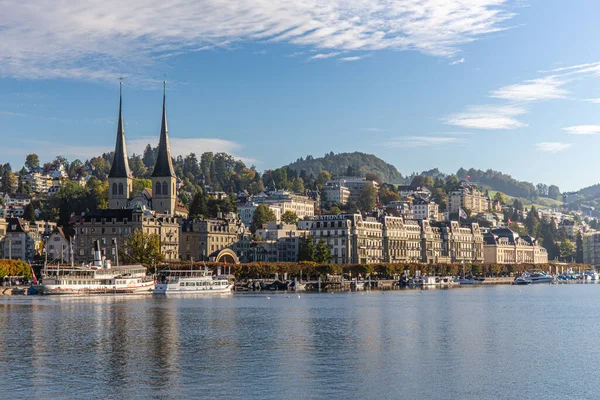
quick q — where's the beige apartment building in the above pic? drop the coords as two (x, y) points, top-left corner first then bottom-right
(447, 186), (491, 214)
(382, 216), (422, 263)
(483, 228), (548, 264)
(180, 216), (244, 262)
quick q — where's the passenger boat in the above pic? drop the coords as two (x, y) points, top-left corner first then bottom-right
(37, 243), (153, 295)
(153, 269), (233, 294)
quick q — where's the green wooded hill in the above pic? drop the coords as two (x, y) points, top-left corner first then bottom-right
(286, 152), (405, 184)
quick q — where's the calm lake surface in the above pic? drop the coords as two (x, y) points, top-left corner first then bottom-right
(1, 285), (599, 399)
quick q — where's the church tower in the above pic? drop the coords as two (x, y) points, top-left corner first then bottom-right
(108, 82), (133, 209)
(151, 81), (177, 215)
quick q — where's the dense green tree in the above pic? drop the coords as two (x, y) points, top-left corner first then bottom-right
(142, 144), (156, 169)
(298, 236), (316, 262)
(315, 239), (331, 263)
(251, 204), (276, 232)
(189, 192), (208, 218)
(25, 154), (39, 170)
(281, 210), (298, 225)
(525, 206), (541, 238)
(357, 183), (377, 212)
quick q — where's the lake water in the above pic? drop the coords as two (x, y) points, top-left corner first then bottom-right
(1, 285), (599, 399)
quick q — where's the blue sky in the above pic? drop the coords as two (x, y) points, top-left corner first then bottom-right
(1, 0), (599, 191)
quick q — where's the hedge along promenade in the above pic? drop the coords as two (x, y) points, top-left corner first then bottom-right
(150, 261), (591, 281)
(0, 260), (33, 279)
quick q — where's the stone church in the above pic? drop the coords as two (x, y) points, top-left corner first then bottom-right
(74, 82), (187, 264)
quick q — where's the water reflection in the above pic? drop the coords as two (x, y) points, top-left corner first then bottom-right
(0, 287), (600, 399)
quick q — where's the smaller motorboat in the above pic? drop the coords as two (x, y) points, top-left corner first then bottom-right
(512, 277), (532, 285)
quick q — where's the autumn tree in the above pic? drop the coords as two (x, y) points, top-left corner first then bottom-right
(25, 154), (40, 170)
(122, 230), (165, 265)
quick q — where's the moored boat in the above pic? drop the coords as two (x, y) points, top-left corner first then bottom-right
(153, 269), (233, 294)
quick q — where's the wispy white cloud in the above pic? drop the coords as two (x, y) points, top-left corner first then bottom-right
(362, 127), (385, 132)
(562, 125), (600, 135)
(253, 49), (267, 55)
(389, 136), (464, 148)
(310, 52), (341, 60)
(0, 0), (516, 81)
(340, 56), (364, 62)
(584, 98), (600, 104)
(490, 76), (567, 102)
(536, 142), (572, 153)
(445, 105), (527, 130)
(449, 57), (465, 65)
(0, 111), (26, 117)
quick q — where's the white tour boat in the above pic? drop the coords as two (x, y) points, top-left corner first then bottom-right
(153, 269), (233, 294)
(38, 243), (153, 295)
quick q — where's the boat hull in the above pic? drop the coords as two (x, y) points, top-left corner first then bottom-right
(153, 283), (233, 295)
(39, 281), (155, 295)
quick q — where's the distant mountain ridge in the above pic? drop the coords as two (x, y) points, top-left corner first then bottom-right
(286, 152), (405, 184)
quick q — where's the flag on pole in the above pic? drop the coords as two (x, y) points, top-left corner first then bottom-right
(459, 208), (467, 219)
(508, 217), (512, 226)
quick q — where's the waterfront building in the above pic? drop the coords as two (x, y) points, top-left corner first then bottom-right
(438, 221), (484, 263)
(483, 228), (548, 264)
(382, 216), (421, 263)
(447, 185), (490, 214)
(420, 220), (450, 264)
(75, 207), (180, 264)
(304, 214), (383, 264)
(180, 215), (245, 262)
(1, 218), (41, 262)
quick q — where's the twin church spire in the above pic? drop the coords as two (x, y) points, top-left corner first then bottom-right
(108, 80), (177, 214)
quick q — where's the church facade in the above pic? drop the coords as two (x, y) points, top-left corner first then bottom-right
(75, 82), (185, 264)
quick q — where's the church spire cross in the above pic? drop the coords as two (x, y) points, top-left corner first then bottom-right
(152, 78), (175, 178)
(108, 80), (132, 179)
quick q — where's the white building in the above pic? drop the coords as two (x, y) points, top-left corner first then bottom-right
(325, 177), (379, 202)
(321, 182), (351, 205)
(238, 202), (282, 227)
(412, 198), (439, 221)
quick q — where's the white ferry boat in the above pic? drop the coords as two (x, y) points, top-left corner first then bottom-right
(153, 269), (233, 294)
(37, 242), (154, 295)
